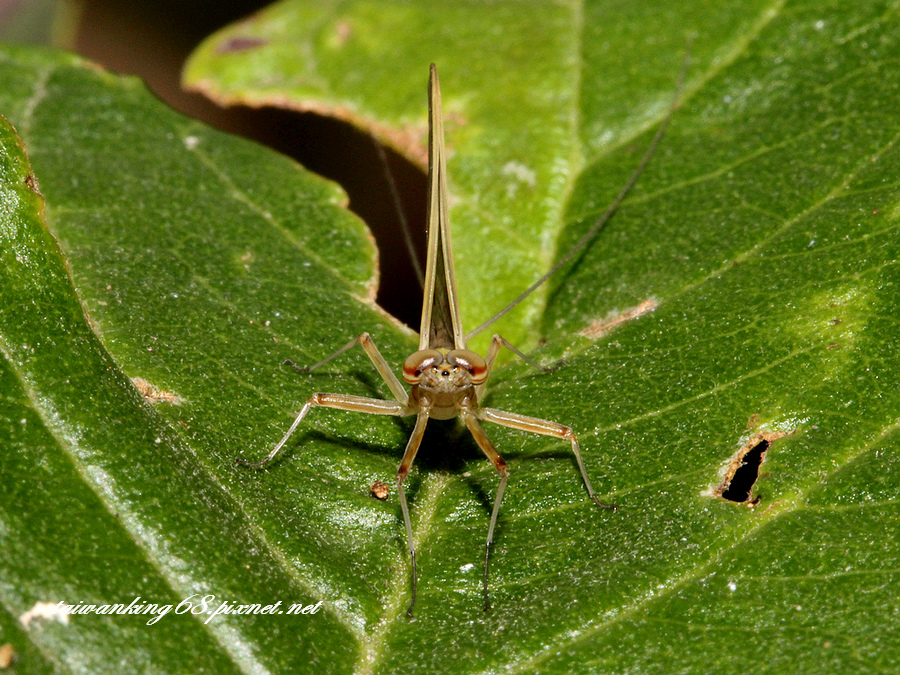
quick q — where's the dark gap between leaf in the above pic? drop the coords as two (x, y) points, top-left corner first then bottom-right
(74, 0), (429, 329)
(721, 440), (769, 503)
(211, 107), (428, 330)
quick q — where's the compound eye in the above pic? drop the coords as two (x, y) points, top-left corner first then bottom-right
(447, 349), (488, 384)
(403, 349), (444, 383)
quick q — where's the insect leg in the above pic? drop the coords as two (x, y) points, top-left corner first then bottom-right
(237, 394), (407, 467)
(286, 332), (409, 405)
(396, 409), (430, 617)
(478, 407), (615, 510)
(461, 412), (509, 611)
(284, 334), (360, 373)
(475, 334), (551, 401)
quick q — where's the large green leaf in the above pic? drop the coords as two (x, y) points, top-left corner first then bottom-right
(2, 0), (899, 672)
(0, 47), (373, 672)
(183, 0), (791, 352)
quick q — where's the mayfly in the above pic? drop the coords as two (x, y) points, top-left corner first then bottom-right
(240, 63), (682, 616)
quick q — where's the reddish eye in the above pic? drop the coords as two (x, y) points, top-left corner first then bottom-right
(447, 349), (487, 384)
(403, 349), (444, 383)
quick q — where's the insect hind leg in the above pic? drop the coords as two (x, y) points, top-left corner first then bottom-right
(462, 412), (510, 611)
(478, 406), (616, 510)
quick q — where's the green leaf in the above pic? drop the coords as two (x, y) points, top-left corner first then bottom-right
(0, 47), (374, 672)
(2, 0), (900, 671)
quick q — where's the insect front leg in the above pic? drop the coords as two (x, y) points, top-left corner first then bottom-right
(396, 409), (430, 618)
(286, 332), (409, 406)
(477, 407), (616, 511)
(476, 333), (554, 401)
(461, 411), (509, 611)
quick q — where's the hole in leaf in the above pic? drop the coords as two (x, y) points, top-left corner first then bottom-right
(713, 429), (792, 505)
(721, 440), (769, 503)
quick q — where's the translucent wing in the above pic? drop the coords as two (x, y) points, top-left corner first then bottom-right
(419, 63), (465, 351)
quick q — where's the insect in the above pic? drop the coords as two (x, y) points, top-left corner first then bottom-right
(240, 62), (682, 616)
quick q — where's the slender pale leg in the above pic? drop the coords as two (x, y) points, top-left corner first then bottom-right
(396, 410), (431, 617)
(238, 394), (407, 467)
(287, 332), (409, 404)
(476, 334), (549, 401)
(478, 407), (615, 510)
(239, 333), (410, 466)
(462, 411), (509, 611)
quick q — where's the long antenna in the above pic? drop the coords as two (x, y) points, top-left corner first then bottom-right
(466, 49), (690, 341)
